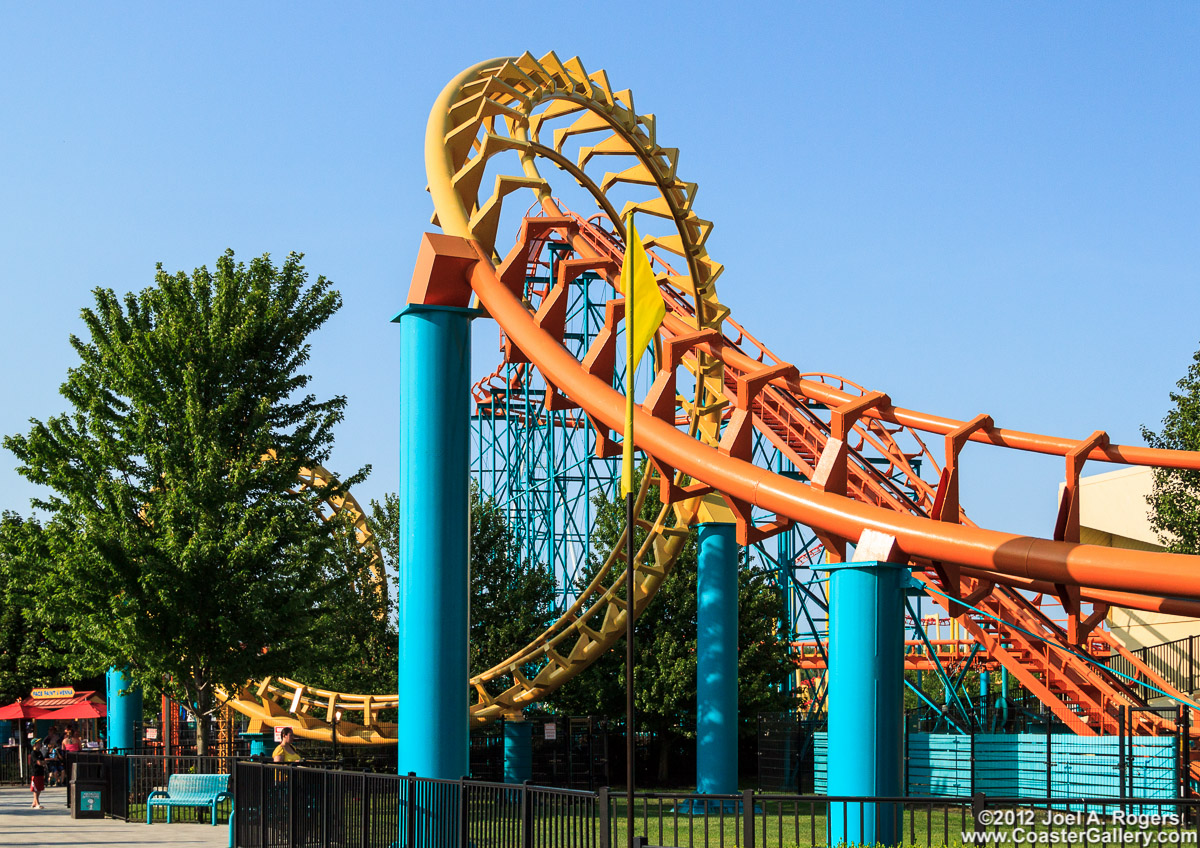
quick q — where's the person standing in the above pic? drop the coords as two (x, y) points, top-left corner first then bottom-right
(29, 741), (46, 808)
(272, 727), (301, 763)
(61, 726), (82, 754)
(46, 742), (64, 787)
(60, 725), (82, 786)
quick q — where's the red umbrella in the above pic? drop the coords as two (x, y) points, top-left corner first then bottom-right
(0, 700), (55, 720)
(43, 701), (107, 720)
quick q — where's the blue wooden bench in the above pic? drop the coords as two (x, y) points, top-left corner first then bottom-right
(146, 773), (231, 825)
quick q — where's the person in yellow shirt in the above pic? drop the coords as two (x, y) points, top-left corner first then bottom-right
(272, 727), (301, 763)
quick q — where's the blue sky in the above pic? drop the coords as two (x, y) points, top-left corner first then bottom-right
(1, 3), (1197, 539)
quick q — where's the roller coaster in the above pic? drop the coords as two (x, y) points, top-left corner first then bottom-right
(220, 54), (1200, 775)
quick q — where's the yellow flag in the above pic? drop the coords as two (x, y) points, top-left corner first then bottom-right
(621, 213), (666, 498)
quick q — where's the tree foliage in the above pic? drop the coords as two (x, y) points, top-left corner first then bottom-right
(338, 486), (556, 700)
(364, 486), (558, 684)
(1142, 342), (1200, 553)
(550, 475), (796, 781)
(290, 512), (397, 697)
(0, 513), (72, 704)
(468, 484), (558, 679)
(4, 251), (360, 753)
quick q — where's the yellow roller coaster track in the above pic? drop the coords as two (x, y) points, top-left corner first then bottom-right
(222, 52), (1196, 748)
(221, 52), (746, 744)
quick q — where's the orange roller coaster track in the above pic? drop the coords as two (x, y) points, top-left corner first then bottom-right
(221, 54), (1200, 766)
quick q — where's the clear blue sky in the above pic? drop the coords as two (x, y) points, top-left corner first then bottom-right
(1, 3), (1197, 539)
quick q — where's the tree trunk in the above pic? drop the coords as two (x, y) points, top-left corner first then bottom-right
(193, 684), (212, 756)
(656, 730), (671, 785)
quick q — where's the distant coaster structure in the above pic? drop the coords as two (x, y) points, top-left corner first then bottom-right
(220, 54), (1200, 779)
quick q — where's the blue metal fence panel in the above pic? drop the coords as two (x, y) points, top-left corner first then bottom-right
(813, 732), (826, 793)
(814, 731), (1177, 801)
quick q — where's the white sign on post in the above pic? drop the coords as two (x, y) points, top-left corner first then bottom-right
(543, 722), (556, 741)
(274, 726), (284, 743)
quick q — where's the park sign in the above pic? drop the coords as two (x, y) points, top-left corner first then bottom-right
(31, 687), (74, 699)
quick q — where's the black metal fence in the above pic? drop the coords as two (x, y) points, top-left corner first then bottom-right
(232, 761), (1200, 848)
(1108, 635), (1200, 701)
(234, 761), (601, 848)
(71, 752), (236, 822)
(0, 744), (20, 783)
(470, 716), (611, 790)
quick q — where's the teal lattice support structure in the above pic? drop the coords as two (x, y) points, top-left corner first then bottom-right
(471, 242), (626, 607)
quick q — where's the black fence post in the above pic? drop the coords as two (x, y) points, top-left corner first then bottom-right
(743, 788), (756, 848)
(321, 769), (329, 848)
(972, 792), (986, 834)
(1123, 710), (1132, 801)
(970, 728), (977, 797)
(288, 766), (297, 848)
(1190, 636), (1196, 695)
(597, 785), (610, 848)
(260, 766), (268, 848)
(360, 771), (370, 848)
(1119, 706), (1128, 804)
(406, 772), (416, 848)
(521, 780), (533, 848)
(1045, 709), (1053, 799)
(1183, 706), (1192, 798)
(459, 776), (469, 848)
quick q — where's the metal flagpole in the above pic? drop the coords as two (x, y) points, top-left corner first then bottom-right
(626, 487), (636, 848)
(624, 208), (637, 848)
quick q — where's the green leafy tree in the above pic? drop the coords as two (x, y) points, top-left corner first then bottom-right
(291, 512), (398, 696)
(468, 484), (558, 679)
(365, 486), (557, 683)
(0, 512), (72, 704)
(4, 251), (361, 754)
(551, 475), (796, 783)
(369, 493), (399, 576)
(1143, 343), (1200, 553)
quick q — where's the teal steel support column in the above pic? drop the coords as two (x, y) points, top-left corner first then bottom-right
(502, 720), (532, 784)
(240, 732), (274, 757)
(824, 560), (906, 847)
(395, 303), (474, 783)
(105, 667), (142, 753)
(696, 522), (738, 800)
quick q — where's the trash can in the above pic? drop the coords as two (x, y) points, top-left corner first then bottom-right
(70, 762), (105, 819)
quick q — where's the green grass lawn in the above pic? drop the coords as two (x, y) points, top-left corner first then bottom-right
(456, 796), (977, 847)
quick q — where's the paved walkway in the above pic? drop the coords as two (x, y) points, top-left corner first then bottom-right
(0, 785), (229, 847)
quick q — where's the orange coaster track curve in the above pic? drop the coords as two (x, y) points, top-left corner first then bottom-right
(222, 54), (1200, 760)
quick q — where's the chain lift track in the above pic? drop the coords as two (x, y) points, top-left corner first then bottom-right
(221, 55), (1200, 766)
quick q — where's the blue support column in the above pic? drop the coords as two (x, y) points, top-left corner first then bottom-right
(502, 720), (532, 784)
(696, 522), (739, 802)
(240, 732), (274, 757)
(105, 667), (142, 753)
(395, 303), (474, 782)
(824, 560), (906, 847)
